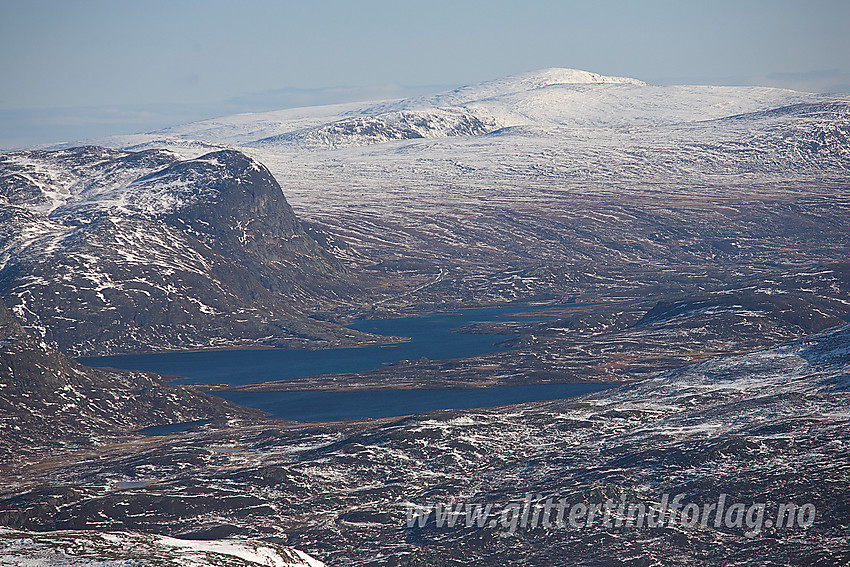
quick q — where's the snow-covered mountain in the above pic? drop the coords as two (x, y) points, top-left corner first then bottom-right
(87, 67), (850, 252)
(94, 68), (840, 151)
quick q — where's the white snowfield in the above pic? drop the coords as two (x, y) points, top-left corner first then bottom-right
(0, 527), (326, 567)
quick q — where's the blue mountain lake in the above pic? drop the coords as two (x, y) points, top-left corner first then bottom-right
(80, 304), (611, 422)
(217, 383), (610, 422)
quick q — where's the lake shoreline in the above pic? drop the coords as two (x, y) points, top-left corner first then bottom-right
(79, 302), (621, 421)
(78, 303), (593, 386)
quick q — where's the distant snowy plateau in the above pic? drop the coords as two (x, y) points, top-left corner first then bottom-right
(1, 69), (850, 566)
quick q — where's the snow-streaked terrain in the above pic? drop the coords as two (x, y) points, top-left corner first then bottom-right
(0, 528), (325, 567)
(2, 68), (850, 567)
(5, 323), (849, 565)
(0, 148), (375, 355)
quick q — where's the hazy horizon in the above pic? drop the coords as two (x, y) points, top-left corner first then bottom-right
(2, 0), (849, 148)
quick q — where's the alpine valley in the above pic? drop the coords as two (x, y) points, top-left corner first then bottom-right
(1, 69), (849, 566)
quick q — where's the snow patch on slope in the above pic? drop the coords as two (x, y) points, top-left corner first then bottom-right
(0, 528), (326, 566)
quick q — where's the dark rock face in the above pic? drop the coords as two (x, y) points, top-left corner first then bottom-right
(0, 147), (368, 355)
(156, 150), (349, 297)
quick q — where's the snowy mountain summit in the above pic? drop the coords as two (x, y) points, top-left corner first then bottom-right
(483, 67), (648, 86)
(418, 67), (648, 104)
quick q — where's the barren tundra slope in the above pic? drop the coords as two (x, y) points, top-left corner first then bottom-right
(0, 297), (263, 462)
(3, 324), (848, 566)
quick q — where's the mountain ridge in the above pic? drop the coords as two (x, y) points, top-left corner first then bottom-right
(0, 147), (377, 356)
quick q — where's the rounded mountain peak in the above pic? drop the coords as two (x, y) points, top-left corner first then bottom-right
(511, 67), (647, 87)
(425, 68), (647, 107)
